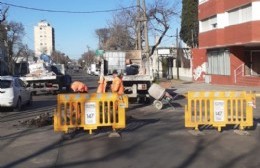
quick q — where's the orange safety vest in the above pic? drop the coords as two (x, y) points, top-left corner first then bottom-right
(97, 76), (107, 93)
(71, 81), (88, 92)
(111, 76), (124, 95)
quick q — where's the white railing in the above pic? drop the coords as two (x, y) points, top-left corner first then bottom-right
(234, 64), (244, 83)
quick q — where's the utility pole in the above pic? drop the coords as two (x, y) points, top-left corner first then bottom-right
(142, 0), (150, 75)
(136, 0), (141, 50)
(176, 28), (179, 80)
(142, 0), (149, 54)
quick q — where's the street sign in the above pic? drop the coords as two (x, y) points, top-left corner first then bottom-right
(214, 100), (225, 122)
(85, 102), (96, 124)
(95, 50), (105, 56)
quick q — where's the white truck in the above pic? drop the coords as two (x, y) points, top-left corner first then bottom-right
(90, 63), (100, 76)
(20, 55), (71, 95)
(100, 50), (153, 102)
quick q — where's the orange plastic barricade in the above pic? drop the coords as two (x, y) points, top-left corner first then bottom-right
(54, 93), (128, 134)
(185, 91), (255, 132)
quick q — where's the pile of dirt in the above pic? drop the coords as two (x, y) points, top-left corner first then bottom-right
(18, 113), (53, 128)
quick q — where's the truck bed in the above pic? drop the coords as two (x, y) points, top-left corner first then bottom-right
(20, 75), (57, 81)
(104, 75), (153, 82)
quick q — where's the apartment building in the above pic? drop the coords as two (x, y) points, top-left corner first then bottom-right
(34, 20), (55, 57)
(193, 0), (260, 86)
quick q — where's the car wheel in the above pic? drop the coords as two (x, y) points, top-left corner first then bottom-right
(15, 98), (22, 111)
(27, 94), (33, 106)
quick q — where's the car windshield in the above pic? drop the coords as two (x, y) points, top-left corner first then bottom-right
(0, 80), (12, 89)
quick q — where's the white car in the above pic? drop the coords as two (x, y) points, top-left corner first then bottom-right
(87, 68), (91, 75)
(94, 69), (100, 76)
(0, 76), (32, 111)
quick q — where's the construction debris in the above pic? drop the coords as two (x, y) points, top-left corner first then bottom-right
(17, 113), (53, 128)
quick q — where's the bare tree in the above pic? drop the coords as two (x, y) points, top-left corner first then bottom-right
(95, 28), (110, 49)
(147, 0), (179, 57)
(0, 6), (8, 23)
(81, 50), (95, 67)
(51, 50), (70, 65)
(5, 21), (25, 74)
(105, 10), (136, 50)
(96, 0), (179, 54)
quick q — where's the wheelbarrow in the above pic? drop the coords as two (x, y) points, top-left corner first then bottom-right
(148, 83), (177, 110)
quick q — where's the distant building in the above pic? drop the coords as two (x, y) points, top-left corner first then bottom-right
(34, 20), (55, 57)
(192, 0), (260, 86)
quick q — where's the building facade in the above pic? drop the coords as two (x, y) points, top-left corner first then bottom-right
(34, 20), (55, 57)
(193, 0), (260, 86)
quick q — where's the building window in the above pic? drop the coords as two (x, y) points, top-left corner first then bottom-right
(201, 16), (217, 32)
(228, 4), (252, 26)
(207, 49), (230, 75)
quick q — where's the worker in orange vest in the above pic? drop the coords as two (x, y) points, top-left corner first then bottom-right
(97, 75), (107, 93)
(69, 81), (88, 124)
(70, 81), (88, 93)
(110, 70), (124, 95)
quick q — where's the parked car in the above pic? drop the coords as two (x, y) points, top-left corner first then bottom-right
(94, 69), (100, 76)
(0, 76), (32, 111)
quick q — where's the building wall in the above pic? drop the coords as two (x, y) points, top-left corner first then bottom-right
(192, 47), (260, 86)
(34, 20), (55, 57)
(200, 21), (260, 48)
(199, 0), (260, 48)
(199, 0), (259, 20)
(191, 49), (207, 82)
(197, 0), (260, 86)
(172, 66), (192, 81)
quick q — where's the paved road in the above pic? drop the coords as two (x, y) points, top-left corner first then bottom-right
(52, 96), (260, 168)
(0, 71), (99, 168)
(0, 71), (259, 168)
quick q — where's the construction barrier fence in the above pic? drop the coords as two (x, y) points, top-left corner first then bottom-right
(54, 93), (128, 134)
(185, 91), (256, 132)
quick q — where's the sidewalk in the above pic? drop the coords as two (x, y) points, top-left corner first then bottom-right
(159, 79), (260, 93)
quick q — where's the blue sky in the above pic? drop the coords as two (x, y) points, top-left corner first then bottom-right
(2, 0), (181, 59)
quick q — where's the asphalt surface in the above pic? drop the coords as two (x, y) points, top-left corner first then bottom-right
(0, 71), (260, 168)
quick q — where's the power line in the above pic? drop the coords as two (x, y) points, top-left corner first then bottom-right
(0, 1), (137, 14)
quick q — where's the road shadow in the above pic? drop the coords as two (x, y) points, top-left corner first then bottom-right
(193, 119), (259, 132)
(166, 89), (186, 101)
(121, 116), (160, 133)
